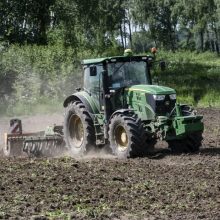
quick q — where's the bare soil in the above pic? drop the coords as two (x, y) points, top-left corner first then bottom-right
(0, 108), (219, 219)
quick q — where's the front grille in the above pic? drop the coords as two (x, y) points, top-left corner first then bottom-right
(146, 94), (176, 116)
(155, 95), (176, 115)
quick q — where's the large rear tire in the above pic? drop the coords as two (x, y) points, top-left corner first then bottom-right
(167, 132), (203, 153)
(108, 114), (151, 158)
(64, 102), (96, 156)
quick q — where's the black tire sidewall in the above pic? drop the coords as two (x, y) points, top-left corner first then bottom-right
(168, 132), (203, 153)
(64, 102), (95, 155)
(109, 115), (132, 158)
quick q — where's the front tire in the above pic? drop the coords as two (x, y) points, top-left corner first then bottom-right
(64, 102), (96, 156)
(168, 132), (203, 153)
(108, 114), (147, 158)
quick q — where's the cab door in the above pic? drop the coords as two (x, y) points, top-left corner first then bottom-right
(83, 64), (104, 112)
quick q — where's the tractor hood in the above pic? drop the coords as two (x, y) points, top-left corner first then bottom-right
(125, 85), (176, 95)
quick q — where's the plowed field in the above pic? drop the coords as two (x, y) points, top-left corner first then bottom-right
(0, 108), (219, 219)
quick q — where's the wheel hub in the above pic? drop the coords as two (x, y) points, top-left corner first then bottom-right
(115, 125), (128, 151)
(69, 115), (84, 148)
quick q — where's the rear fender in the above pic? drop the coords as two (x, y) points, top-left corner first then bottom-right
(63, 92), (99, 114)
(109, 109), (134, 123)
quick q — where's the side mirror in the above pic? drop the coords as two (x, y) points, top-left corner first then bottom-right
(160, 61), (166, 71)
(90, 66), (97, 76)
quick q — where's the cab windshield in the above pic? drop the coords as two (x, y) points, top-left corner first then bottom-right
(107, 61), (149, 88)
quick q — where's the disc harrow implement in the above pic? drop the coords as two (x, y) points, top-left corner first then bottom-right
(4, 119), (65, 157)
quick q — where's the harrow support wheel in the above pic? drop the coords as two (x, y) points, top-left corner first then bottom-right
(64, 102), (96, 156)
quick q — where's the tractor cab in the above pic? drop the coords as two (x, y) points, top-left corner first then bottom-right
(107, 57), (153, 90)
(83, 53), (154, 90)
(82, 52), (155, 113)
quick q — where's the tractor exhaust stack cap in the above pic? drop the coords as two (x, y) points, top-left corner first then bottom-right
(124, 49), (133, 57)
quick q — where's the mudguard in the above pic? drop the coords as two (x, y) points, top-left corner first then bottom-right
(63, 91), (99, 114)
(109, 109), (134, 123)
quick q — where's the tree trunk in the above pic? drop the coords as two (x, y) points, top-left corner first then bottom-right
(206, 30), (211, 51)
(186, 22), (194, 48)
(168, 22), (175, 52)
(38, 1), (51, 45)
(124, 19), (127, 48)
(120, 23), (125, 49)
(128, 18), (132, 49)
(200, 30), (204, 52)
(213, 26), (220, 54)
(186, 30), (192, 47)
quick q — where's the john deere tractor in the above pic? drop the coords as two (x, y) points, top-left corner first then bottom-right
(63, 49), (204, 158)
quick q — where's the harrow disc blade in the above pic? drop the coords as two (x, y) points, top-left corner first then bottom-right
(23, 136), (65, 157)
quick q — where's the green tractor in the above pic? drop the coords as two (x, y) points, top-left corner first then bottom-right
(63, 49), (204, 158)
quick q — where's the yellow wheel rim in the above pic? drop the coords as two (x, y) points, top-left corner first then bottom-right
(115, 125), (128, 151)
(69, 115), (84, 148)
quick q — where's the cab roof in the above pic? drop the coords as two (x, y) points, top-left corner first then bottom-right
(82, 55), (153, 65)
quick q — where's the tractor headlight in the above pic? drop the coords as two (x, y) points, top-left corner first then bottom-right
(169, 94), (176, 100)
(153, 95), (166, 101)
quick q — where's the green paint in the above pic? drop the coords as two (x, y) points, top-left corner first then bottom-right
(126, 85), (176, 95)
(125, 88), (155, 120)
(173, 115), (204, 136)
(75, 91), (100, 114)
(82, 55), (153, 65)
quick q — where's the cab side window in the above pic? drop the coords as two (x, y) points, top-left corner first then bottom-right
(84, 64), (103, 93)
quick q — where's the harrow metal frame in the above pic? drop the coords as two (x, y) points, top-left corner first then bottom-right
(4, 119), (65, 157)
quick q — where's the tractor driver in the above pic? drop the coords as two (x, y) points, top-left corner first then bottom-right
(108, 63), (125, 88)
(108, 61), (146, 88)
(111, 69), (124, 87)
